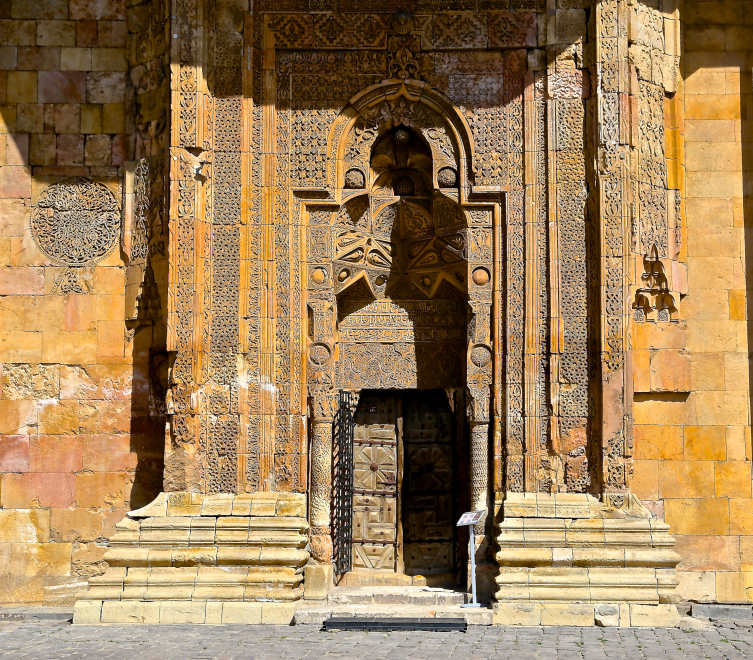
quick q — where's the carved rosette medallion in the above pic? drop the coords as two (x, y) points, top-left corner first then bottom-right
(31, 178), (121, 266)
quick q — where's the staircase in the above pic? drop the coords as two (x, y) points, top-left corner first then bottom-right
(294, 586), (492, 625)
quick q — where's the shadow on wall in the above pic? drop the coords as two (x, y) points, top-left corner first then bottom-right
(0, 106), (167, 514)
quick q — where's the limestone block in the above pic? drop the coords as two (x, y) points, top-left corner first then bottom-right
(101, 600), (161, 624)
(222, 602), (262, 624)
(205, 602), (223, 625)
(502, 493), (537, 518)
(572, 549), (625, 567)
(496, 549), (552, 567)
(216, 517), (251, 544)
(260, 602), (296, 625)
(277, 495), (306, 518)
(304, 563), (332, 600)
(629, 604), (681, 627)
(594, 604), (619, 627)
(159, 601), (206, 624)
(73, 600), (102, 624)
(493, 603), (541, 626)
(250, 493), (279, 517)
(540, 604), (594, 626)
(171, 548), (218, 567)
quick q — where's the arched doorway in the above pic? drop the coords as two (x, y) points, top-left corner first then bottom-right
(305, 83), (495, 589)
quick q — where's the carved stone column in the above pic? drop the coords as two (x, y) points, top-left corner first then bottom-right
(306, 299), (337, 565)
(308, 390), (336, 564)
(466, 300), (493, 543)
(594, 0), (634, 497)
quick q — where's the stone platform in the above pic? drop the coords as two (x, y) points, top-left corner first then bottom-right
(73, 492), (309, 625)
(492, 493), (683, 627)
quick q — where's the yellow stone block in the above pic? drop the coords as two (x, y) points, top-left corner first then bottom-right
(686, 94), (741, 121)
(695, 391), (749, 426)
(633, 349), (650, 392)
(741, 538), (753, 572)
(686, 142), (743, 174)
(101, 600), (161, 624)
(629, 604), (681, 627)
(724, 352), (749, 392)
(634, 396), (696, 427)
(715, 572), (747, 603)
(0, 509), (50, 543)
(260, 602), (296, 625)
(715, 462), (752, 498)
(676, 571), (716, 602)
(664, 498), (729, 536)
(222, 602), (262, 624)
(159, 601), (206, 624)
(686, 172), (743, 199)
(540, 604), (593, 626)
(493, 603), (541, 626)
(42, 331), (97, 364)
(0, 331), (42, 363)
(674, 535), (741, 572)
(80, 104), (102, 134)
(7, 72), (37, 103)
(0, 399), (37, 434)
(730, 500), (753, 535)
(632, 460), (658, 500)
(728, 290), (746, 321)
(73, 600), (102, 624)
(685, 197), (735, 228)
(37, 400), (79, 435)
(633, 322), (686, 350)
(649, 350), (691, 392)
(634, 425), (683, 460)
(659, 461), (714, 499)
(726, 426), (752, 461)
(684, 426), (726, 461)
(10, 542), (72, 577)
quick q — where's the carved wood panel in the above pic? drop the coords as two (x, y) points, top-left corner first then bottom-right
(352, 393), (399, 570)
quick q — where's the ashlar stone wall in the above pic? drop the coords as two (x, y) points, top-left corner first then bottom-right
(0, 0), (168, 605)
(632, 0), (753, 604)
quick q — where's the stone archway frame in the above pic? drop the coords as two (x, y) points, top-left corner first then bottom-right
(326, 79), (476, 204)
(304, 79), (499, 563)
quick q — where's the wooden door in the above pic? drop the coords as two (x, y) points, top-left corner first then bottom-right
(403, 391), (455, 575)
(351, 393), (399, 570)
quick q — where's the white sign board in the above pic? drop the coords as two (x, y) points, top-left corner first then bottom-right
(457, 510), (484, 526)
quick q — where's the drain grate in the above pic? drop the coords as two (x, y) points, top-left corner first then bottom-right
(323, 617), (466, 632)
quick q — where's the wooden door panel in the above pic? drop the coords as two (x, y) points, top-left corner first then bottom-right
(351, 393), (398, 572)
(353, 445), (397, 493)
(405, 542), (452, 572)
(405, 445), (452, 491)
(403, 392), (455, 575)
(353, 494), (397, 542)
(353, 543), (396, 570)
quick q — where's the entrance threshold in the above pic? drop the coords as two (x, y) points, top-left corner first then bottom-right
(296, 585), (492, 626)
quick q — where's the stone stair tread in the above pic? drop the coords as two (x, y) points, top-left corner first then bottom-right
(326, 586), (466, 606)
(294, 604), (492, 626)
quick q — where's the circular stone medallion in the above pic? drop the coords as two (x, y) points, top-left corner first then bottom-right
(31, 178), (120, 266)
(308, 343), (332, 367)
(470, 344), (492, 368)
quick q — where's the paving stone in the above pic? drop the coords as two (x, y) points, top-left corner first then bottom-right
(0, 621), (752, 659)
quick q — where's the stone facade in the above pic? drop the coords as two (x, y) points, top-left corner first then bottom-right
(0, 0), (749, 616)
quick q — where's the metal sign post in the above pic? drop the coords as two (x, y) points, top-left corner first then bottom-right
(457, 510), (484, 608)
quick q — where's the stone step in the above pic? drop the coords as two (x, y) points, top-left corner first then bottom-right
(294, 604), (492, 626)
(326, 587), (466, 607)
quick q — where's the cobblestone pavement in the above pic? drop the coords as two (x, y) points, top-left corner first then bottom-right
(1, 622), (753, 659)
